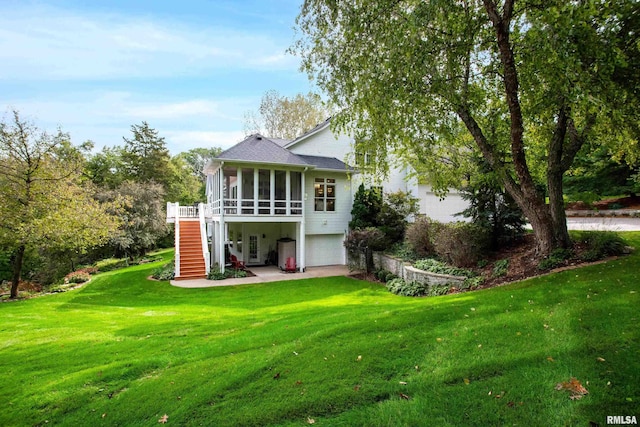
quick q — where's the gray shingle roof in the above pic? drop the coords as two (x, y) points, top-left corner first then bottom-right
(209, 133), (352, 173)
(216, 134), (309, 166)
(297, 154), (352, 171)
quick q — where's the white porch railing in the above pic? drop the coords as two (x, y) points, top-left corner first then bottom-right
(210, 198), (303, 216)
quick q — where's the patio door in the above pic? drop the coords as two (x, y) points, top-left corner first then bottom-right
(248, 234), (260, 264)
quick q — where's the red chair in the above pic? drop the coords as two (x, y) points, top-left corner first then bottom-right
(230, 254), (245, 270)
(285, 257), (296, 273)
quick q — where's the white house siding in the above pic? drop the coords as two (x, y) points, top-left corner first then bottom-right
(304, 171), (353, 235)
(305, 234), (345, 266)
(418, 184), (469, 223)
(289, 127), (353, 162)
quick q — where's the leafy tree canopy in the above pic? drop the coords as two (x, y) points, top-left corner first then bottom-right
(293, 0), (639, 255)
(244, 90), (329, 139)
(0, 111), (122, 298)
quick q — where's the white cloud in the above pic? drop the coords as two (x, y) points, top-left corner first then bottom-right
(0, 4), (298, 80)
(3, 90), (254, 152)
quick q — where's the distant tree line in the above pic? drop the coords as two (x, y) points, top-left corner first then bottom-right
(0, 111), (221, 298)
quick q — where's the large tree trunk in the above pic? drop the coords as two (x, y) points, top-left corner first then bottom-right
(547, 168), (571, 249)
(10, 245), (25, 299)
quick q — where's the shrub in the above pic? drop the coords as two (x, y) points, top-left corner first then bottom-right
(65, 271), (91, 284)
(492, 259), (509, 278)
(152, 262), (175, 281)
(350, 184), (383, 230)
(344, 228), (386, 272)
(432, 222), (490, 267)
(463, 276), (485, 290)
(386, 278), (427, 297)
(387, 242), (419, 262)
(207, 268), (247, 280)
(376, 190), (420, 245)
(375, 269), (397, 283)
(458, 158), (526, 249)
(538, 248), (573, 270)
(413, 258), (476, 278)
(405, 216), (436, 257)
(568, 191), (601, 208)
(578, 231), (628, 262)
(95, 258), (129, 272)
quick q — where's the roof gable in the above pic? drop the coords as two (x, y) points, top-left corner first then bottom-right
(217, 134), (308, 166)
(285, 117), (332, 149)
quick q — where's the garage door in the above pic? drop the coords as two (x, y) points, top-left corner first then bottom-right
(305, 234), (345, 267)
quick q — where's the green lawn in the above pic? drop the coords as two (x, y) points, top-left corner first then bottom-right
(1, 234), (639, 426)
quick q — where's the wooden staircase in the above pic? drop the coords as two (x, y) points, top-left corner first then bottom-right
(176, 220), (206, 279)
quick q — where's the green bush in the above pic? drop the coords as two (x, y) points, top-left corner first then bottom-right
(432, 222), (490, 267)
(405, 216), (437, 258)
(386, 278), (427, 297)
(578, 231), (628, 262)
(387, 242), (419, 262)
(95, 258), (129, 272)
(152, 263), (175, 281)
(65, 271), (91, 284)
(492, 259), (509, 278)
(463, 276), (485, 290)
(568, 191), (601, 208)
(413, 258), (476, 278)
(374, 269), (397, 283)
(207, 268), (247, 280)
(344, 228), (387, 272)
(538, 248), (573, 270)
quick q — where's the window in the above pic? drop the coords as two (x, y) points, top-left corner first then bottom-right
(314, 178), (336, 212)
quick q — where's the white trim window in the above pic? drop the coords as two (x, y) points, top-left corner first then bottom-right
(314, 178), (336, 212)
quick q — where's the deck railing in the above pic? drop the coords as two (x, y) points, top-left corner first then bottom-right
(169, 199), (303, 219)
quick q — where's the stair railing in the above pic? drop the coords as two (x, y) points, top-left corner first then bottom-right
(198, 203), (210, 275)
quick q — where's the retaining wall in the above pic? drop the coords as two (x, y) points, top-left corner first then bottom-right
(370, 252), (466, 288)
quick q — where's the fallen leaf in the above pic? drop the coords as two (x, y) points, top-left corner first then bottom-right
(399, 381), (407, 385)
(354, 385), (361, 391)
(507, 401), (515, 407)
(158, 414), (169, 424)
(102, 413), (106, 418)
(488, 391), (492, 396)
(307, 417), (315, 424)
(399, 393), (410, 400)
(596, 357), (605, 362)
(463, 378), (470, 385)
(555, 377), (588, 400)
(547, 356), (555, 362)
(273, 372), (280, 380)
(495, 391), (505, 399)
(356, 355), (362, 362)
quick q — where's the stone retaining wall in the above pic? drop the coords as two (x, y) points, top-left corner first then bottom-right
(371, 252), (466, 287)
(566, 209), (640, 218)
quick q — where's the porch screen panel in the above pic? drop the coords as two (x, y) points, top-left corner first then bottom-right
(223, 167), (238, 214)
(242, 168), (254, 214)
(258, 169), (270, 214)
(290, 171), (302, 214)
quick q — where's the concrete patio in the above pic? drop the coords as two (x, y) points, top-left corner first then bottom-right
(170, 265), (351, 288)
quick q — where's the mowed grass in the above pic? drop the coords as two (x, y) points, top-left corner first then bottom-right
(1, 235), (639, 427)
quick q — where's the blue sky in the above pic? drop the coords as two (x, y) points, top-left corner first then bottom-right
(0, 0), (315, 153)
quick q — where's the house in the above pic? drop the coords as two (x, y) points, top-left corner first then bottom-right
(166, 119), (468, 280)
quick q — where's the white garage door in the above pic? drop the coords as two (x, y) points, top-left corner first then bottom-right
(305, 234), (345, 267)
